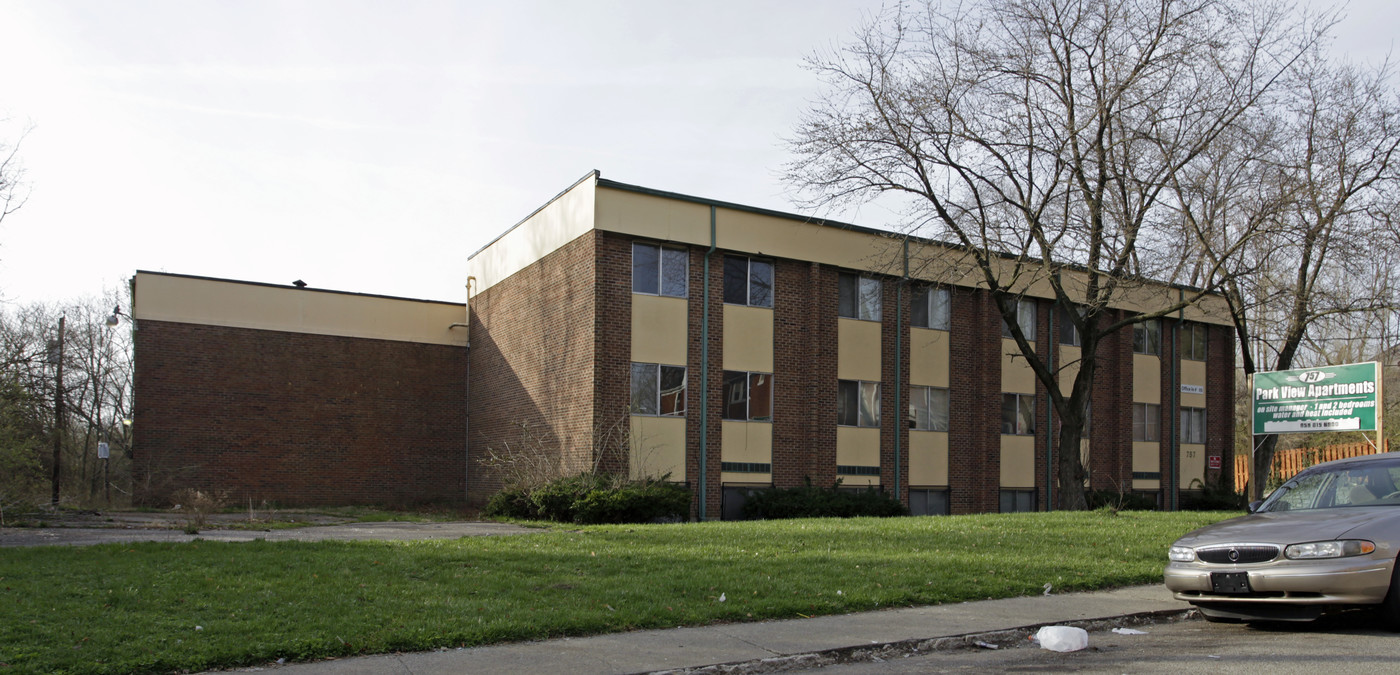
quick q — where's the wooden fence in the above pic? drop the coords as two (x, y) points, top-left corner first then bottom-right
(1234, 440), (1391, 493)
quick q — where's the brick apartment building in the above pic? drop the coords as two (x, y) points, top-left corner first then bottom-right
(131, 170), (1234, 515)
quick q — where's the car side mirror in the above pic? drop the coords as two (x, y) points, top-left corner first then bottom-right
(1247, 501), (1262, 514)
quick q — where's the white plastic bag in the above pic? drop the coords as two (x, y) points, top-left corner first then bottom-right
(1034, 626), (1088, 652)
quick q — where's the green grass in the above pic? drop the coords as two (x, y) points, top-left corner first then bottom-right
(0, 510), (1234, 674)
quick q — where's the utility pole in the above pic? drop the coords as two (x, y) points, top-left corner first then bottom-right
(51, 315), (65, 506)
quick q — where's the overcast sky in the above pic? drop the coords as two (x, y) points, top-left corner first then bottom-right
(1, 0), (1396, 308)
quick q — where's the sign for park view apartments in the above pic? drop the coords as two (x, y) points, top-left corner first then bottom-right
(1253, 362), (1381, 435)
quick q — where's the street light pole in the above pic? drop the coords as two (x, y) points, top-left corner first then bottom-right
(50, 315), (65, 506)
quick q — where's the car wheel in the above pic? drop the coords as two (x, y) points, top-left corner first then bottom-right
(1379, 558), (1400, 632)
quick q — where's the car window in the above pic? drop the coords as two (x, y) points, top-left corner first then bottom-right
(1265, 472), (1330, 511)
(1263, 461), (1400, 511)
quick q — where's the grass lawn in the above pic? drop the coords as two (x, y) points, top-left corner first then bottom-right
(0, 510), (1235, 674)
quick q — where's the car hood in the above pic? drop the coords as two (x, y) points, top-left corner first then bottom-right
(1174, 507), (1400, 547)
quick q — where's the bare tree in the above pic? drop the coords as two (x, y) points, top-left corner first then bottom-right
(0, 118), (29, 230)
(1176, 45), (1400, 499)
(787, 0), (1321, 509)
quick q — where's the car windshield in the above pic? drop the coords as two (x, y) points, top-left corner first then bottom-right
(1259, 459), (1400, 512)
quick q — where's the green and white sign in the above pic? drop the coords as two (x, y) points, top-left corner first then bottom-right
(1253, 362), (1381, 435)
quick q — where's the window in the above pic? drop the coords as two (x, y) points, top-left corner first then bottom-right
(1059, 305), (1084, 346)
(1181, 322), (1207, 361)
(724, 256), (773, 307)
(838, 380), (881, 427)
(630, 363), (686, 416)
(1133, 319), (1161, 355)
(909, 386), (950, 431)
(1133, 403), (1161, 442)
(911, 286), (950, 330)
(838, 272), (882, 321)
(1181, 407), (1206, 444)
(1001, 393), (1035, 435)
(1001, 297), (1036, 339)
(723, 371), (773, 421)
(909, 488), (950, 516)
(632, 243), (687, 297)
(1000, 489), (1036, 513)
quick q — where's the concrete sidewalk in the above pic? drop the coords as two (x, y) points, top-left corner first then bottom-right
(236, 585), (1193, 675)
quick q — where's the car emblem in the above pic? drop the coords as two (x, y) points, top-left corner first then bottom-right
(1228, 548), (1240, 562)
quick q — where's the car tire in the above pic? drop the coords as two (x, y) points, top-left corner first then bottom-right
(1380, 558), (1400, 632)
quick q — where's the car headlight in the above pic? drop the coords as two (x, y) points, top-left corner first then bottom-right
(1168, 545), (1196, 562)
(1284, 540), (1376, 559)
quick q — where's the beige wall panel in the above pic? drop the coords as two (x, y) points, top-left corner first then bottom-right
(1180, 444), (1207, 491)
(1180, 359), (1207, 408)
(1134, 355), (1161, 403)
(630, 416), (686, 481)
(1001, 339), (1037, 394)
(838, 319), (883, 381)
(908, 431), (949, 486)
(134, 272), (468, 346)
(715, 208), (898, 272)
(595, 187), (713, 247)
(909, 327), (950, 387)
(1132, 479), (1162, 491)
(1058, 346), (1082, 394)
(722, 472), (773, 484)
(631, 295), (688, 365)
(468, 175), (596, 293)
(721, 421), (772, 464)
(1000, 435), (1036, 487)
(1133, 441), (1161, 473)
(723, 305), (774, 372)
(836, 426), (881, 467)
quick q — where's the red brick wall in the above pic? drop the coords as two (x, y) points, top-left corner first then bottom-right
(132, 320), (467, 507)
(1206, 322), (1236, 488)
(947, 286), (1003, 514)
(468, 231), (603, 500)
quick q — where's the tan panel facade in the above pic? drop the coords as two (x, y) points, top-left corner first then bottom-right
(469, 174), (597, 293)
(1000, 435), (1036, 487)
(721, 421), (773, 484)
(908, 431), (948, 486)
(631, 294), (688, 365)
(1180, 444), (1207, 490)
(909, 327), (949, 387)
(723, 305), (774, 372)
(1180, 359), (1207, 408)
(595, 187), (713, 247)
(1133, 441), (1161, 491)
(836, 426), (880, 468)
(630, 416), (687, 481)
(1001, 339), (1037, 394)
(838, 319), (883, 381)
(133, 272), (468, 347)
(1134, 354), (1161, 404)
(716, 208), (897, 273)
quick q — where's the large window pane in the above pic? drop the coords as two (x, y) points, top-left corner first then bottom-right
(659, 365), (686, 416)
(1002, 298), (1035, 339)
(1002, 393), (1033, 434)
(911, 287), (930, 328)
(724, 257), (748, 305)
(837, 380), (858, 426)
(858, 277), (881, 321)
(723, 370), (748, 420)
(748, 373), (773, 421)
(910, 386), (949, 431)
(1134, 319), (1160, 355)
(630, 363), (659, 415)
(1059, 305), (1082, 346)
(661, 248), (688, 297)
(930, 287), (950, 329)
(632, 243), (659, 295)
(838, 273), (857, 318)
(1133, 403), (1160, 441)
(749, 259), (773, 308)
(858, 381), (880, 427)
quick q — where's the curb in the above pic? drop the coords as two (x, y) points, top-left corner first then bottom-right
(650, 608), (1200, 675)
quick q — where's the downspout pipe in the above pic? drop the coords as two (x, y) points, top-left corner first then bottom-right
(450, 276), (476, 503)
(699, 207), (716, 521)
(895, 239), (906, 502)
(1172, 289), (1183, 511)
